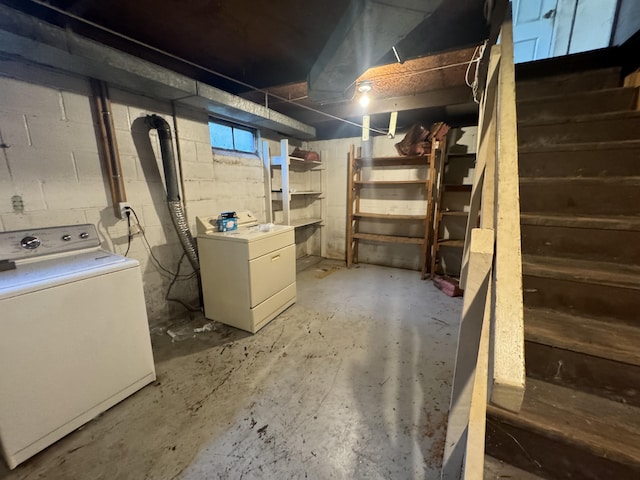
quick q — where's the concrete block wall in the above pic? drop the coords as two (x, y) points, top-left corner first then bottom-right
(0, 60), (267, 328)
(308, 135), (425, 269)
(310, 127), (478, 271)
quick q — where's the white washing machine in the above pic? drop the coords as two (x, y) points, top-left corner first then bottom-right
(196, 212), (296, 333)
(0, 224), (156, 470)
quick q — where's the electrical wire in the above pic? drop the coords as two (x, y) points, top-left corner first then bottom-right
(165, 252), (200, 312)
(128, 206), (196, 279)
(124, 210), (132, 257)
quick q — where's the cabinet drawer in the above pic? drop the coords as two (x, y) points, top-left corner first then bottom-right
(249, 244), (295, 307)
(247, 230), (294, 260)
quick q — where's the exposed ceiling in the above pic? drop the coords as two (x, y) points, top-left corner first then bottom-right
(1, 0), (490, 138)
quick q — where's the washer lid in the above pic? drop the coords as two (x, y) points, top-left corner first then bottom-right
(0, 250), (138, 299)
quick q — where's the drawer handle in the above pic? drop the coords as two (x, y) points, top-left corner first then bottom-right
(271, 254), (281, 262)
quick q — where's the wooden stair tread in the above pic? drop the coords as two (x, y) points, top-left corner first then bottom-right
(443, 184), (472, 191)
(437, 239), (465, 248)
(520, 213), (640, 231)
(518, 110), (640, 127)
(354, 155), (430, 166)
(488, 379), (640, 467)
(524, 307), (640, 366)
(519, 176), (640, 185)
(353, 212), (426, 220)
(517, 86), (637, 105)
(522, 254), (640, 290)
(352, 232), (424, 245)
(519, 139), (640, 154)
(354, 180), (427, 185)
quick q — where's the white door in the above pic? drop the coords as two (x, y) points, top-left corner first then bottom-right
(512, 0), (559, 63)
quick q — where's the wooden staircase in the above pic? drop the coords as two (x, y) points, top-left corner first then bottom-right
(486, 66), (640, 478)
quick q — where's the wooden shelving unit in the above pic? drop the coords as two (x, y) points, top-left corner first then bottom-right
(346, 140), (443, 279)
(263, 139), (326, 257)
(430, 152), (475, 278)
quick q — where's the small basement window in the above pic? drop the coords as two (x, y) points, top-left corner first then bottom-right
(208, 119), (256, 154)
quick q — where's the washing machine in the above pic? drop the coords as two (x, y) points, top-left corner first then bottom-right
(196, 212), (296, 333)
(0, 224), (156, 469)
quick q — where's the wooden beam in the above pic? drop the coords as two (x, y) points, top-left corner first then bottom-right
(271, 86), (474, 126)
(492, 17), (525, 412)
(441, 228), (494, 480)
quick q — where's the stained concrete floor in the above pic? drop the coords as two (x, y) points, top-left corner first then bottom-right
(0, 259), (536, 479)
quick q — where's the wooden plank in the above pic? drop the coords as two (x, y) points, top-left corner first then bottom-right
(440, 211), (469, 218)
(492, 17), (525, 412)
(352, 232), (424, 245)
(487, 379), (640, 474)
(346, 145), (356, 268)
(437, 239), (465, 248)
(355, 155), (430, 166)
(423, 138), (440, 279)
(519, 213), (640, 231)
(522, 254), (640, 290)
(441, 228), (494, 480)
(444, 184), (473, 192)
(354, 212), (427, 220)
(290, 218), (323, 228)
(524, 307), (640, 367)
(460, 44), (500, 289)
(354, 180), (428, 186)
(462, 271), (492, 480)
(430, 141), (447, 279)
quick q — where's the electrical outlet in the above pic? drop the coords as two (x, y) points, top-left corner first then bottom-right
(118, 202), (131, 219)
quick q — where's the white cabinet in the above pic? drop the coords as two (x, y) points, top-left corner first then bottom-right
(263, 139), (326, 258)
(198, 225), (296, 333)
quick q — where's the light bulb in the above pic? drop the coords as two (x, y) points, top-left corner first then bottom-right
(359, 93), (370, 108)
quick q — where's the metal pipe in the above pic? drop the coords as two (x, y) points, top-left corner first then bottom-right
(91, 79), (126, 216)
(145, 114), (199, 272)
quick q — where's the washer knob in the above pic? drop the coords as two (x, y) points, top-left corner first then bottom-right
(21, 236), (41, 249)
(79, 232), (89, 239)
(62, 234), (72, 241)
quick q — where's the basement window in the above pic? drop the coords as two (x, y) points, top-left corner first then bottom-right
(208, 119), (256, 154)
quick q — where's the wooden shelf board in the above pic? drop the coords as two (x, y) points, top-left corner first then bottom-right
(440, 210), (469, 217)
(437, 239), (465, 248)
(355, 155), (430, 166)
(271, 191), (322, 200)
(444, 184), (473, 192)
(355, 180), (427, 186)
(289, 156), (322, 165)
(354, 212), (427, 220)
(291, 191), (323, 195)
(353, 232), (424, 245)
(290, 218), (323, 228)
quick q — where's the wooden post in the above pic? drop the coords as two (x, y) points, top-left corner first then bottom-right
(460, 45), (501, 289)
(492, 17), (525, 412)
(441, 228), (494, 480)
(346, 145), (355, 267)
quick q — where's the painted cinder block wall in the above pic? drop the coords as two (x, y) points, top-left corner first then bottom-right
(0, 60), (268, 328)
(309, 127), (477, 269)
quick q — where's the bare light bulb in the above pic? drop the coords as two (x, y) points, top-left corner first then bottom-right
(359, 93), (370, 108)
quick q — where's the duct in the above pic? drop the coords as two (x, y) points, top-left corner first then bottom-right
(145, 114), (199, 273)
(308, 0), (444, 104)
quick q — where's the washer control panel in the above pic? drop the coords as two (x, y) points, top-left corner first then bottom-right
(0, 224), (100, 261)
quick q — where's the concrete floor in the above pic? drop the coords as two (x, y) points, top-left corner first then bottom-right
(0, 260), (535, 479)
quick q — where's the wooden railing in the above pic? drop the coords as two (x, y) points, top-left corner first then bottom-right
(441, 14), (525, 480)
